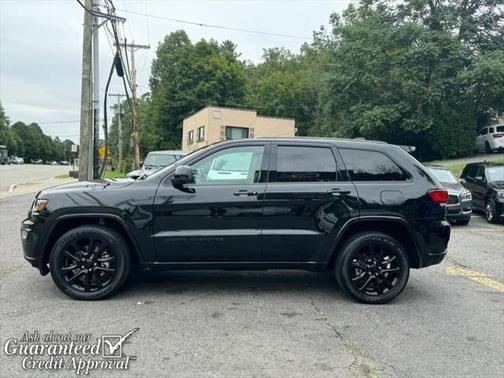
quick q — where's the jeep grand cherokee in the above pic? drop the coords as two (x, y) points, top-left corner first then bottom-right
(21, 138), (450, 304)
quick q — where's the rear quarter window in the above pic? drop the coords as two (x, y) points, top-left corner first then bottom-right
(339, 148), (410, 181)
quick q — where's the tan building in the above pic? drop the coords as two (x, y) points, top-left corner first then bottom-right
(182, 106), (296, 152)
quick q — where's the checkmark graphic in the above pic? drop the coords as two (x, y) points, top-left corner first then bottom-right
(102, 328), (139, 358)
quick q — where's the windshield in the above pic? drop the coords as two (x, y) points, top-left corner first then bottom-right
(428, 168), (457, 184)
(486, 166), (504, 182)
(143, 153), (178, 168)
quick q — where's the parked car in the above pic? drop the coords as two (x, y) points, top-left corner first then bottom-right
(460, 162), (504, 223)
(127, 150), (186, 179)
(426, 166), (472, 225)
(21, 138), (450, 303)
(475, 125), (504, 154)
(34, 159), (43, 164)
(11, 156), (24, 164)
(59, 161), (70, 166)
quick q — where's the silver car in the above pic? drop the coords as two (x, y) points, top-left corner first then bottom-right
(127, 150), (186, 180)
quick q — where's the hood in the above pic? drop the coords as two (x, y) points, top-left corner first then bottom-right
(490, 181), (504, 190)
(439, 182), (466, 194)
(37, 180), (134, 197)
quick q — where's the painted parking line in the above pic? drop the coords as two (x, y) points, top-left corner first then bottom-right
(446, 266), (504, 292)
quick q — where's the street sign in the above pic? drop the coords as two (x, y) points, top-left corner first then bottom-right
(71, 144), (78, 153)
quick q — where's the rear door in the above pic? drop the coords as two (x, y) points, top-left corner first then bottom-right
(261, 142), (359, 265)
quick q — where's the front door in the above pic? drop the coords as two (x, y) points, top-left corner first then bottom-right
(261, 143), (359, 265)
(153, 143), (268, 263)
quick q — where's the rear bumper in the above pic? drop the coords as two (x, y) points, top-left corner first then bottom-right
(412, 220), (451, 268)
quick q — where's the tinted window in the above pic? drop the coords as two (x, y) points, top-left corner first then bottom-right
(340, 149), (408, 181)
(489, 127), (494, 133)
(273, 146), (337, 182)
(480, 128), (488, 135)
(497, 126), (504, 133)
(465, 165), (478, 179)
(191, 146), (264, 185)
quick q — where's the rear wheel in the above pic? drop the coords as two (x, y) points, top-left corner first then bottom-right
(335, 232), (410, 304)
(49, 225), (131, 300)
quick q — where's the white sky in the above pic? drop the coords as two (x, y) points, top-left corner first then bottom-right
(0, 0), (353, 142)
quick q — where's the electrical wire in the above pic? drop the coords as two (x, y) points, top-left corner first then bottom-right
(115, 8), (312, 40)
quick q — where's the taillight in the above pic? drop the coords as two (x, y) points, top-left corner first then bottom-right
(428, 189), (448, 204)
(493, 133), (503, 138)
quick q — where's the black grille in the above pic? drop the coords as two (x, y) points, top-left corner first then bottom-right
(447, 195), (459, 205)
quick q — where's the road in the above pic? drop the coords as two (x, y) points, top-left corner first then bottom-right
(0, 194), (503, 377)
(0, 164), (70, 192)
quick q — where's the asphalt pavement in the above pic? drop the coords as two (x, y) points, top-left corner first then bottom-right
(0, 193), (503, 377)
(0, 164), (71, 192)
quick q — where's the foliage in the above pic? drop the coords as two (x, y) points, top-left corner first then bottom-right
(0, 102), (75, 162)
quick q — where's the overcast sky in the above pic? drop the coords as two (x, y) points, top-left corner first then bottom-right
(0, 0), (353, 142)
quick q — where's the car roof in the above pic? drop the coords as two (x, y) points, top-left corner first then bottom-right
(425, 165), (449, 170)
(147, 150), (186, 155)
(465, 161), (504, 167)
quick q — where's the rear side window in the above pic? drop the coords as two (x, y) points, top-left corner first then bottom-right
(480, 128), (488, 135)
(339, 149), (409, 181)
(272, 146), (338, 182)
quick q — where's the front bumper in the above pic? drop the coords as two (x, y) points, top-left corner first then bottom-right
(446, 199), (472, 222)
(21, 218), (49, 275)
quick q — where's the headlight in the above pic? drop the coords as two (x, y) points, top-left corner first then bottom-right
(460, 191), (472, 201)
(497, 191), (504, 200)
(32, 199), (48, 213)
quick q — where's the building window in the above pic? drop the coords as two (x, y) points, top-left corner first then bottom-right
(213, 110), (222, 119)
(225, 126), (249, 140)
(197, 126), (205, 142)
(188, 130), (194, 145)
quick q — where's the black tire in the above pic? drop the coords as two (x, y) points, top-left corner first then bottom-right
(335, 232), (410, 304)
(457, 218), (470, 226)
(49, 225), (131, 300)
(485, 199), (498, 224)
(485, 142), (492, 154)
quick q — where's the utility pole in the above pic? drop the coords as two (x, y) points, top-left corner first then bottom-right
(108, 94), (126, 171)
(78, 0), (125, 181)
(79, 0), (93, 181)
(92, 0), (100, 179)
(124, 42), (150, 169)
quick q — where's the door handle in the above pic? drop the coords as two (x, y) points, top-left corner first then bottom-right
(233, 190), (258, 196)
(327, 188), (351, 196)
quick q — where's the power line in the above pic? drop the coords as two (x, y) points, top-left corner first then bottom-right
(115, 8), (312, 40)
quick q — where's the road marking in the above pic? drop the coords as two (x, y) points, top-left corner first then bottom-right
(446, 266), (504, 292)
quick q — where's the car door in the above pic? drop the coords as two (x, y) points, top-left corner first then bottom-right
(471, 165), (487, 209)
(261, 143), (359, 265)
(152, 143), (269, 263)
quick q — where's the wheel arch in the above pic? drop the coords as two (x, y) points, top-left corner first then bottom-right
(325, 217), (421, 270)
(40, 213), (144, 272)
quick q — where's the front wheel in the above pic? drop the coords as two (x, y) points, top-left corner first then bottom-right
(335, 232), (410, 304)
(485, 199), (498, 224)
(49, 225), (131, 300)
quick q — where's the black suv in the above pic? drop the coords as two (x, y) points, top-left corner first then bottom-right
(21, 138), (450, 304)
(460, 162), (504, 223)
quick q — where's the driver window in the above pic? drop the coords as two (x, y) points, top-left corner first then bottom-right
(191, 146), (264, 185)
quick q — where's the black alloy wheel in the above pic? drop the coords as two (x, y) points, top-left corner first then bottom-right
(335, 232), (410, 304)
(49, 226), (131, 300)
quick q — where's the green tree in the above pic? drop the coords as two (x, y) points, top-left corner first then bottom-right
(146, 30), (248, 150)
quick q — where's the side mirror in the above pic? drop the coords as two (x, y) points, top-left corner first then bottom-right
(171, 165), (194, 187)
(459, 178), (466, 185)
(475, 176), (485, 182)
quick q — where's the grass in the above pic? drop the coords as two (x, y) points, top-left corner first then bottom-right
(441, 158), (504, 177)
(55, 173), (70, 179)
(102, 170), (127, 179)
